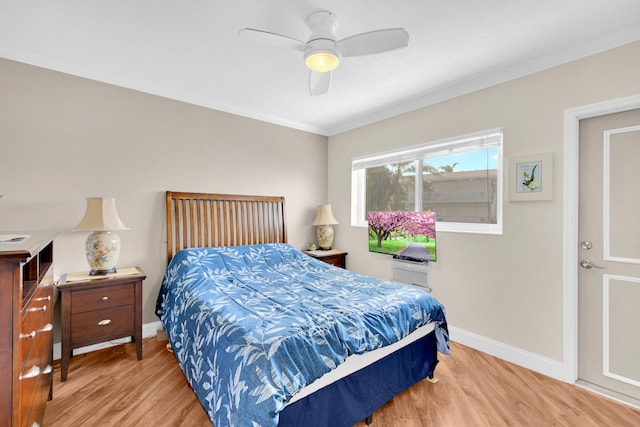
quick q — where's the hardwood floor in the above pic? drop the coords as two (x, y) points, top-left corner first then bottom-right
(44, 337), (640, 426)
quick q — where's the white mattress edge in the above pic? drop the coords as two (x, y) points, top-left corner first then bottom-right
(287, 322), (435, 404)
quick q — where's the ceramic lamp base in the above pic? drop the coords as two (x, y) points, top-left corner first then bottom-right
(316, 224), (334, 250)
(85, 230), (121, 275)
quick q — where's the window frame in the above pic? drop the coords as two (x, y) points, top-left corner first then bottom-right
(351, 129), (503, 235)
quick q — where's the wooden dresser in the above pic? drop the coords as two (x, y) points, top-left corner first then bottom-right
(0, 231), (56, 427)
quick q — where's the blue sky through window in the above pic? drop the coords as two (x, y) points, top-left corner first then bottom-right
(424, 147), (498, 172)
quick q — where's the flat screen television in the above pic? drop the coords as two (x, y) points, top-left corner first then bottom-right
(367, 211), (436, 262)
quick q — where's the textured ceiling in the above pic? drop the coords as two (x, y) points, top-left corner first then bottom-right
(2, 0), (640, 136)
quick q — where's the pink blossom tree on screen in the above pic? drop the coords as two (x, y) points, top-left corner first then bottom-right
(368, 211), (436, 248)
(367, 211), (407, 248)
(403, 211), (436, 241)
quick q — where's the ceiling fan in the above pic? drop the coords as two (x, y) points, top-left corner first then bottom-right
(239, 10), (409, 96)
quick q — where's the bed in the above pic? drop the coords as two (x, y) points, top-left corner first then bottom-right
(155, 191), (449, 427)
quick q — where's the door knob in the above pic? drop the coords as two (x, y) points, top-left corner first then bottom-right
(579, 259), (604, 269)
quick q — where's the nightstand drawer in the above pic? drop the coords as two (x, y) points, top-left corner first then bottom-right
(319, 254), (345, 268)
(71, 304), (134, 342)
(304, 250), (348, 269)
(71, 283), (134, 314)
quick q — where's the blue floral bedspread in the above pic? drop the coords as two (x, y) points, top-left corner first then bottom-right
(155, 243), (448, 427)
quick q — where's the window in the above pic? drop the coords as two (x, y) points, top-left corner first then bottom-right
(352, 129), (503, 234)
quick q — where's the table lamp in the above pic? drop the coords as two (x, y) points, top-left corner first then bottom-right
(312, 204), (338, 250)
(74, 197), (129, 275)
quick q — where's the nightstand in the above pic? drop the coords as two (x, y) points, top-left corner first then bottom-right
(304, 249), (348, 268)
(58, 266), (146, 381)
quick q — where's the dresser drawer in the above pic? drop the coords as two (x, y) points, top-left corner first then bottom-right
(21, 284), (54, 372)
(71, 304), (135, 343)
(22, 283), (53, 331)
(71, 283), (134, 314)
(19, 372), (38, 427)
(20, 365), (52, 423)
(20, 324), (53, 377)
(19, 361), (51, 427)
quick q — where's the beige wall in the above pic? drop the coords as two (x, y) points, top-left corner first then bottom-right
(0, 58), (328, 327)
(328, 41), (640, 362)
(2, 40), (639, 367)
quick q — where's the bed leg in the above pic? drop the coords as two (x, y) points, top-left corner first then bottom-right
(426, 358), (440, 383)
(365, 415), (373, 425)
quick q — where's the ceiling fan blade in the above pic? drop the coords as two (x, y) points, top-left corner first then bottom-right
(339, 28), (409, 57)
(309, 70), (331, 96)
(238, 28), (306, 51)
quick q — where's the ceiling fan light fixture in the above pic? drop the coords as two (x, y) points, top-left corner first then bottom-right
(305, 51), (339, 72)
(304, 38), (340, 72)
(239, 9), (408, 94)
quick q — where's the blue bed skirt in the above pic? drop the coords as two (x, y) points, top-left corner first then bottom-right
(278, 330), (439, 427)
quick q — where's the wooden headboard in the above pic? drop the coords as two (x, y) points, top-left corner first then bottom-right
(165, 191), (288, 263)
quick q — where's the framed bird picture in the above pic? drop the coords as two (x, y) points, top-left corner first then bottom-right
(508, 152), (554, 201)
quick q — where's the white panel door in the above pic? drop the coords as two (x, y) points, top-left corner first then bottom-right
(578, 109), (640, 404)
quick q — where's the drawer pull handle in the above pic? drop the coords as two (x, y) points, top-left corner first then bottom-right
(20, 365), (53, 380)
(35, 295), (51, 302)
(98, 319), (112, 326)
(20, 365), (40, 380)
(40, 323), (54, 332)
(20, 331), (36, 340)
(102, 296), (109, 301)
(28, 305), (47, 312)
(20, 323), (53, 340)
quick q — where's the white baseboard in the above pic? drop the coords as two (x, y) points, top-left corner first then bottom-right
(449, 325), (565, 382)
(53, 321), (163, 361)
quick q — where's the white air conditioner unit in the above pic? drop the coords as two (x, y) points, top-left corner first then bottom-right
(391, 258), (432, 292)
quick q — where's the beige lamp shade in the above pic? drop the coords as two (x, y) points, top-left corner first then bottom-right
(312, 204), (338, 225)
(74, 197), (129, 231)
(74, 197), (129, 275)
